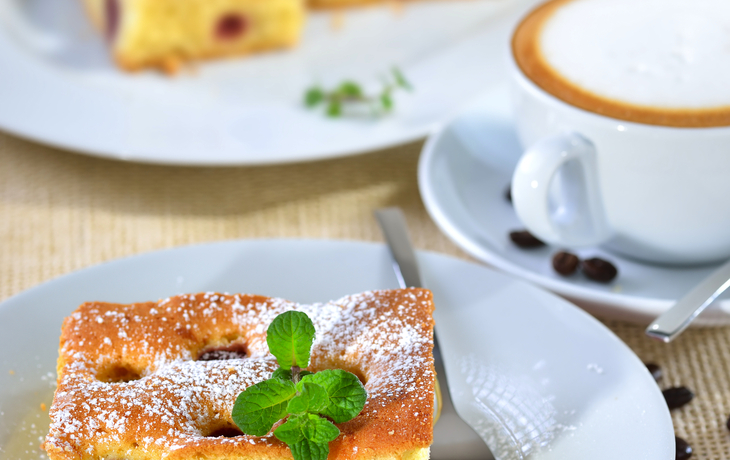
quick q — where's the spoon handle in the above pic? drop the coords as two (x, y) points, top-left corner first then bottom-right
(646, 258), (730, 342)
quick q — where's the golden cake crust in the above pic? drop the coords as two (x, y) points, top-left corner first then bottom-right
(88, 0), (305, 74)
(43, 289), (435, 460)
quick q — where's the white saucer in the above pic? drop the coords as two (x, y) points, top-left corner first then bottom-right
(0, 240), (672, 460)
(0, 0), (541, 165)
(419, 86), (730, 325)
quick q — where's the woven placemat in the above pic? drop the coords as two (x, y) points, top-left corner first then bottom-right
(2, 130), (729, 458)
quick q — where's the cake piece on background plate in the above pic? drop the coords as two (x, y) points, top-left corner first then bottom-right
(83, 0), (305, 73)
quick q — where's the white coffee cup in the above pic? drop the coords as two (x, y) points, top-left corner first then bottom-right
(509, 0), (730, 266)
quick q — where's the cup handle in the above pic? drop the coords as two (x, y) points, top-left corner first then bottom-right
(511, 131), (613, 247)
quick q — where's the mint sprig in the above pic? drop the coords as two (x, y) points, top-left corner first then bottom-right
(232, 311), (367, 460)
(304, 67), (412, 118)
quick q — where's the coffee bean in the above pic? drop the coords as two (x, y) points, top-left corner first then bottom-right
(675, 436), (692, 460)
(509, 230), (545, 248)
(663, 387), (694, 409)
(645, 363), (663, 382)
(552, 251), (580, 276)
(581, 257), (618, 282)
(504, 186), (512, 204)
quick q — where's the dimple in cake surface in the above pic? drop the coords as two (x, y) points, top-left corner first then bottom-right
(43, 289), (435, 460)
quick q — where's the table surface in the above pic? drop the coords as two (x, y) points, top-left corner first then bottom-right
(2, 130), (729, 459)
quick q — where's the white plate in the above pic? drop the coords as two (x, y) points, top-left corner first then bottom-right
(0, 239), (672, 460)
(0, 0), (541, 166)
(418, 86), (730, 325)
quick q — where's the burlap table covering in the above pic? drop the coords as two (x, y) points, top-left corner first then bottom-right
(2, 131), (730, 459)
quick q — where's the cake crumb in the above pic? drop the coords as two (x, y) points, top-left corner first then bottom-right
(40, 403), (47, 411)
(330, 10), (345, 31)
(389, 0), (405, 16)
(8, 370), (14, 375)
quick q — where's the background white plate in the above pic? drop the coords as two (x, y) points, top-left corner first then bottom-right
(0, 0), (540, 165)
(0, 239), (673, 460)
(418, 86), (730, 325)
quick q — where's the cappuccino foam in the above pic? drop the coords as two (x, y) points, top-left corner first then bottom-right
(513, 0), (730, 127)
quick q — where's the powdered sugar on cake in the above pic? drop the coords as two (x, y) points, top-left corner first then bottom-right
(44, 289), (435, 460)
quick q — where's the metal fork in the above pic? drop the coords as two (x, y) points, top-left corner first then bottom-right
(375, 207), (495, 460)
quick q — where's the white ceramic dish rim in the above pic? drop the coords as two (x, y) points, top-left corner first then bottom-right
(0, 24), (425, 167)
(0, 0), (541, 166)
(0, 239), (673, 460)
(417, 107), (730, 325)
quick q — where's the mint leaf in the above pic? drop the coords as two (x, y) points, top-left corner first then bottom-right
(380, 92), (393, 112)
(272, 368), (292, 381)
(392, 67), (412, 90)
(300, 414), (340, 443)
(275, 413), (339, 448)
(338, 81), (363, 99)
(266, 311), (315, 370)
(232, 378), (297, 436)
(326, 100), (342, 118)
(274, 415), (306, 444)
(301, 369), (367, 423)
(291, 438), (329, 460)
(305, 87), (325, 107)
(288, 382), (328, 414)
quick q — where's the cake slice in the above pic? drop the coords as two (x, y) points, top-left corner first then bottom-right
(43, 289), (435, 460)
(306, 0), (389, 9)
(83, 0), (305, 73)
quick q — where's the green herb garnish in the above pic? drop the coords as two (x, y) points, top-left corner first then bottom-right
(232, 311), (367, 460)
(304, 67), (412, 118)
